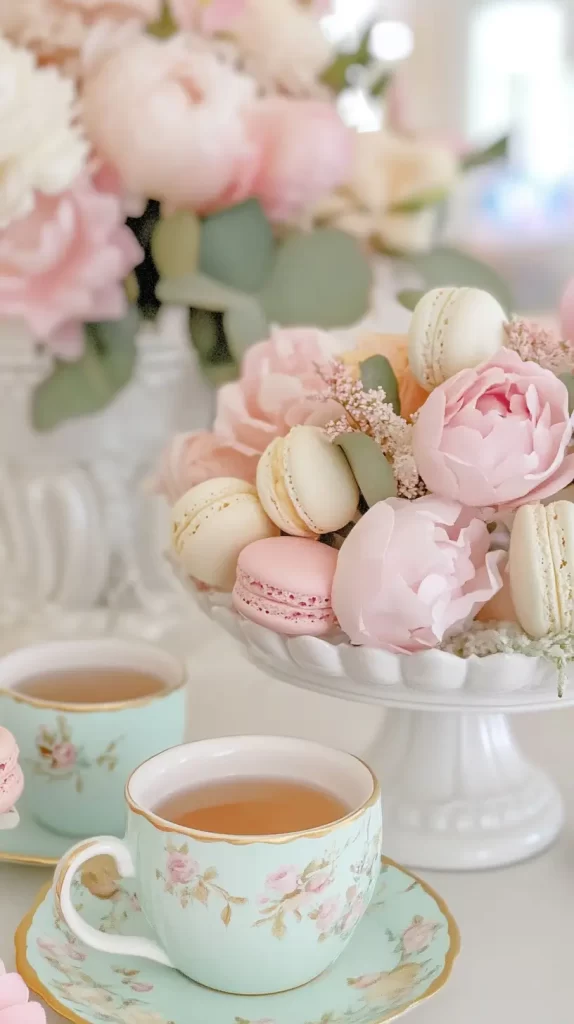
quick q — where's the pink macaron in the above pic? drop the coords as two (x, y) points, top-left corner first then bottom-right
(233, 537), (338, 636)
(0, 728), (24, 815)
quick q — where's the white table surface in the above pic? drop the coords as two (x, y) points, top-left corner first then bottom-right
(2, 613), (574, 1023)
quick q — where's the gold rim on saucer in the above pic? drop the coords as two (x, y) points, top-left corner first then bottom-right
(0, 849), (58, 867)
(14, 857), (461, 1024)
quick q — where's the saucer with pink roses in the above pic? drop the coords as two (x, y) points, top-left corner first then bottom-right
(159, 289), (574, 871)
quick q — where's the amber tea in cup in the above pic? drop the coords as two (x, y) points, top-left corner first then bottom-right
(13, 667), (167, 705)
(154, 776), (351, 836)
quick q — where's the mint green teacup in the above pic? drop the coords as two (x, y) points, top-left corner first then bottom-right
(54, 736), (382, 995)
(0, 639), (186, 838)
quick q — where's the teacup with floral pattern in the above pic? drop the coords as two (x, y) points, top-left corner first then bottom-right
(53, 736), (382, 995)
(0, 640), (186, 838)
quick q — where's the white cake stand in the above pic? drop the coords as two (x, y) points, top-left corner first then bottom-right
(191, 586), (571, 872)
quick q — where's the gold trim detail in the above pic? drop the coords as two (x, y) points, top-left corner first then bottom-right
(2, 673), (186, 714)
(53, 840), (98, 905)
(15, 857), (460, 1024)
(0, 849), (59, 867)
(125, 754), (381, 845)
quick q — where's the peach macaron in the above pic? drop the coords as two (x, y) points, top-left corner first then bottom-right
(232, 536), (338, 636)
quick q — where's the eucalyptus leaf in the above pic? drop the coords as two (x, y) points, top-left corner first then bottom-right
(261, 229), (371, 328)
(397, 289), (424, 312)
(199, 199), (274, 293)
(360, 355), (400, 414)
(560, 373), (574, 415)
(157, 271), (248, 311)
(32, 310), (139, 431)
(462, 135), (509, 172)
(336, 433), (397, 507)
(404, 246), (513, 313)
(321, 27), (371, 93)
(223, 300), (269, 362)
(151, 211), (201, 279)
(388, 188), (449, 214)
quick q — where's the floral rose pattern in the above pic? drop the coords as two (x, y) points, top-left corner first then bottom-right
(157, 838), (247, 926)
(32, 716), (122, 794)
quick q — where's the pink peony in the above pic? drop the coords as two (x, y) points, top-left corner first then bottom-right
(52, 743), (77, 768)
(170, 0), (246, 32)
(82, 35), (260, 212)
(413, 349), (574, 509)
(153, 431), (258, 504)
(265, 866), (299, 894)
(0, 0), (161, 78)
(315, 897), (340, 932)
(0, 967), (46, 1024)
(332, 497), (505, 653)
(0, 175), (141, 358)
(166, 852), (200, 885)
(214, 328), (340, 456)
(401, 917), (438, 954)
(248, 98), (353, 222)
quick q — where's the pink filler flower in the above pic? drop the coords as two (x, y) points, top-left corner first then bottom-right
(170, 0), (246, 33)
(332, 496), (505, 653)
(413, 349), (574, 509)
(51, 743), (77, 769)
(154, 329), (340, 501)
(0, 174), (142, 358)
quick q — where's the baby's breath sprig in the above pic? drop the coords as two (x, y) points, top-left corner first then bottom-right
(318, 361), (427, 499)
(504, 318), (574, 376)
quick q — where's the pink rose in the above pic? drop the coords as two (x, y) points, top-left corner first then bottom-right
(64, 944), (87, 962)
(413, 349), (574, 509)
(402, 917), (438, 954)
(315, 897), (340, 932)
(265, 866), (300, 895)
(83, 35), (260, 212)
(129, 982), (154, 993)
(0, 969), (46, 1024)
(166, 852), (200, 885)
(0, 174), (142, 358)
(170, 0), (246, 32)
(52, 743), (77, 769)
(153, 431), (258, 504)
(305, 871), (332, 894)
(332, 497), (505, 653)
(214, 328), (340, 456)
(248, 98), (352, 222)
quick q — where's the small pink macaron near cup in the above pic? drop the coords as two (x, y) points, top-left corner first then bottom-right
(0, 727), (24, 819)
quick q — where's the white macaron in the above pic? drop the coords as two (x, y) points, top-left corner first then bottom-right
(256, 425), (359, 537)
(509, 501), (574, 638)
(408, 286), (507, 390)
(171, 477), (279, 590)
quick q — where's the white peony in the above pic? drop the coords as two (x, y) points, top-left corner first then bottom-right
(314, 130), (460, 253)
(0, 37), (87, 228)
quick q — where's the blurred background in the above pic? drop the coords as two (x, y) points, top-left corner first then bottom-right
(328, 0), (574, 311)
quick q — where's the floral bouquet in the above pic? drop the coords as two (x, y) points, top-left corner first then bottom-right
(0, 0), (507, 430)
(160, 280), (574, 697)
(0, 726), (24, 830)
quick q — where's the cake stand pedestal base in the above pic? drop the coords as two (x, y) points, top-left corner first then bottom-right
(370, 709), (564, 871)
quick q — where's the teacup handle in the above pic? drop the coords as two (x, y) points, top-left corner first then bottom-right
(53, 837), (174, 968)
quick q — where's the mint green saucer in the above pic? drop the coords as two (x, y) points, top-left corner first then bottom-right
(0, 795), (72, 867)
(16, 859), (459, 1024)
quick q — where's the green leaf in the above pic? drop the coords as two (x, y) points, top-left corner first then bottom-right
(336, 433), (397, 507)
(31, 309), (139, 432)
(397, 289), (424, 312)
(223, 300), (268, 361)
(321, 27), (371, 93)
(188, 308), (220, 359)
(151, 211), (201, 279)
(199, 199), (275, 293)
(560, 373), (574, 415)
(388, 188), (449, 214)
(404, 246), (513, 313)
(462, 134), (509, 172)
(147, 2), (177, 38)
(369, 70), (392, 97)
(157, 272), (248, 311)
(360, 355), (400, 414)
(261, 229), (372, 329)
